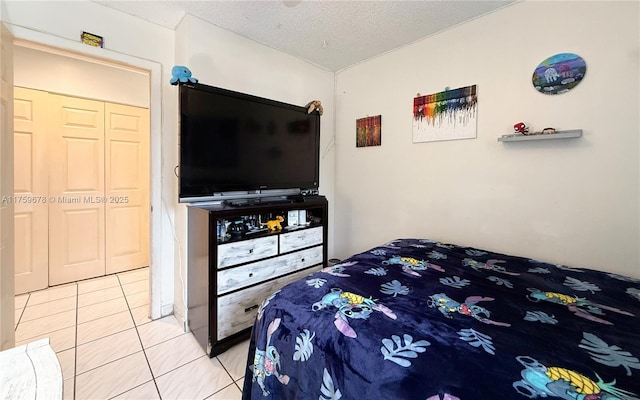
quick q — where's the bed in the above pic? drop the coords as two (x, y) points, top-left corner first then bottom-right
(241, 238), (640, 400)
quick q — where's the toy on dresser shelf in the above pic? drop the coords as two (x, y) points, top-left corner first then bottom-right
(228, 220), (246, 237)
(263, 216), (285, 231)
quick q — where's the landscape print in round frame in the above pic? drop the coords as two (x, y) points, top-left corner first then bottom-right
(532, 53), (586, 95)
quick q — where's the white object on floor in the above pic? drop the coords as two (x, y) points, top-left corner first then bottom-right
(0, 337), (62, 399)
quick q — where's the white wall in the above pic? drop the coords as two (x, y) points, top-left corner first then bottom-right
(14, 45), (149, 108)
(334, 1), (640, 278)
(173, 14), (336, 323)
(1, 0), (178, 318)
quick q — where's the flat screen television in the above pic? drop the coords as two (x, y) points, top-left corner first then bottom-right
(178, 83), (321, 202)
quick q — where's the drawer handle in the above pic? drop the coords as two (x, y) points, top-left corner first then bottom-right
(249, 272), (254, 278)
(244, 304), (259, 313)
(301, 258), (305, 262)
(249, 249), (254, 254)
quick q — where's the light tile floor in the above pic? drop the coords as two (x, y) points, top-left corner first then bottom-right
(14, 267), (248, 400)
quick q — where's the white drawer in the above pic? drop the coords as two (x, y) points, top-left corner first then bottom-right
(217, 245), (323, 295)
(280, 226), (323, 253)
(217, 236), (278, 269)
(216, 266), (320, 340)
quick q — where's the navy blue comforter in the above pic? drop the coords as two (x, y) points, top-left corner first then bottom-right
(242, 239), (640, 400)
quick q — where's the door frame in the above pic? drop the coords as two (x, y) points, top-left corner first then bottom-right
(10, 25), (164, 320)
(0, 21), (15, 350)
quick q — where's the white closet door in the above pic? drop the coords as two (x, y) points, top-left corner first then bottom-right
(13, 87), (48, 294)
(48, 94), (105, 285)
(105, 103), (149, 274)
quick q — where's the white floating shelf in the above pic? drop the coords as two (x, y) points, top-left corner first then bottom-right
(498, 129), (582, 142)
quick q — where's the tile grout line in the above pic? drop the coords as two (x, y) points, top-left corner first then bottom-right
(14, 293), (30, 331)
(19, 300), (78, 325)
(73, 283), (78, 400)
(75, 276), (149, 399)
(117, 272), (163, 399)
(216, 356), (242, 396)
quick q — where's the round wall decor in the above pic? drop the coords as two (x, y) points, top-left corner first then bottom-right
(532, 53), (586, 95)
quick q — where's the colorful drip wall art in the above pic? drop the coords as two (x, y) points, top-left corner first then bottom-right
(356, 115), (382, 147)
(412, 85), (477, 143)
(532, 53), (586, 95)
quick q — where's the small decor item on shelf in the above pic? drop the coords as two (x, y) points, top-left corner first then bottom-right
(512, 125), (557, 136)
(298, 209), (308, 226)
(498, 128), (582, 142)
(306, 100), (324, 115)
(532, 53), (586, 95)
(287, 210), (300, 227)
(228, 220), (247, 237)
(170, 66), (198, 85)
(513, 122), (529, 135)
(263, 216), (285, 231)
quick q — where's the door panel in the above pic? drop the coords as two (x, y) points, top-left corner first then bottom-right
(62, 208), (102, 263)
(105, 103), (149, 274)
(49, 94), (105, 285)
(14, 87), (48, 294)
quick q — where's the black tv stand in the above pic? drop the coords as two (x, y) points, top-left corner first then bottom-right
(187, 195), (328, 356)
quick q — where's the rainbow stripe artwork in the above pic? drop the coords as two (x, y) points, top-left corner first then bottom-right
(356, 115), (382, 148)
(412, 85), (477, 143)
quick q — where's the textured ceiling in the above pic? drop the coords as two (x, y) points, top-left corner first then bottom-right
(95, 0), (516, 71)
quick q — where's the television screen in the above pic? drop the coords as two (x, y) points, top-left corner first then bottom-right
(179, 83), (320, 202)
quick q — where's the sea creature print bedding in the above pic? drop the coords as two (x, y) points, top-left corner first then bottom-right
(241, 238), (640, 400)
